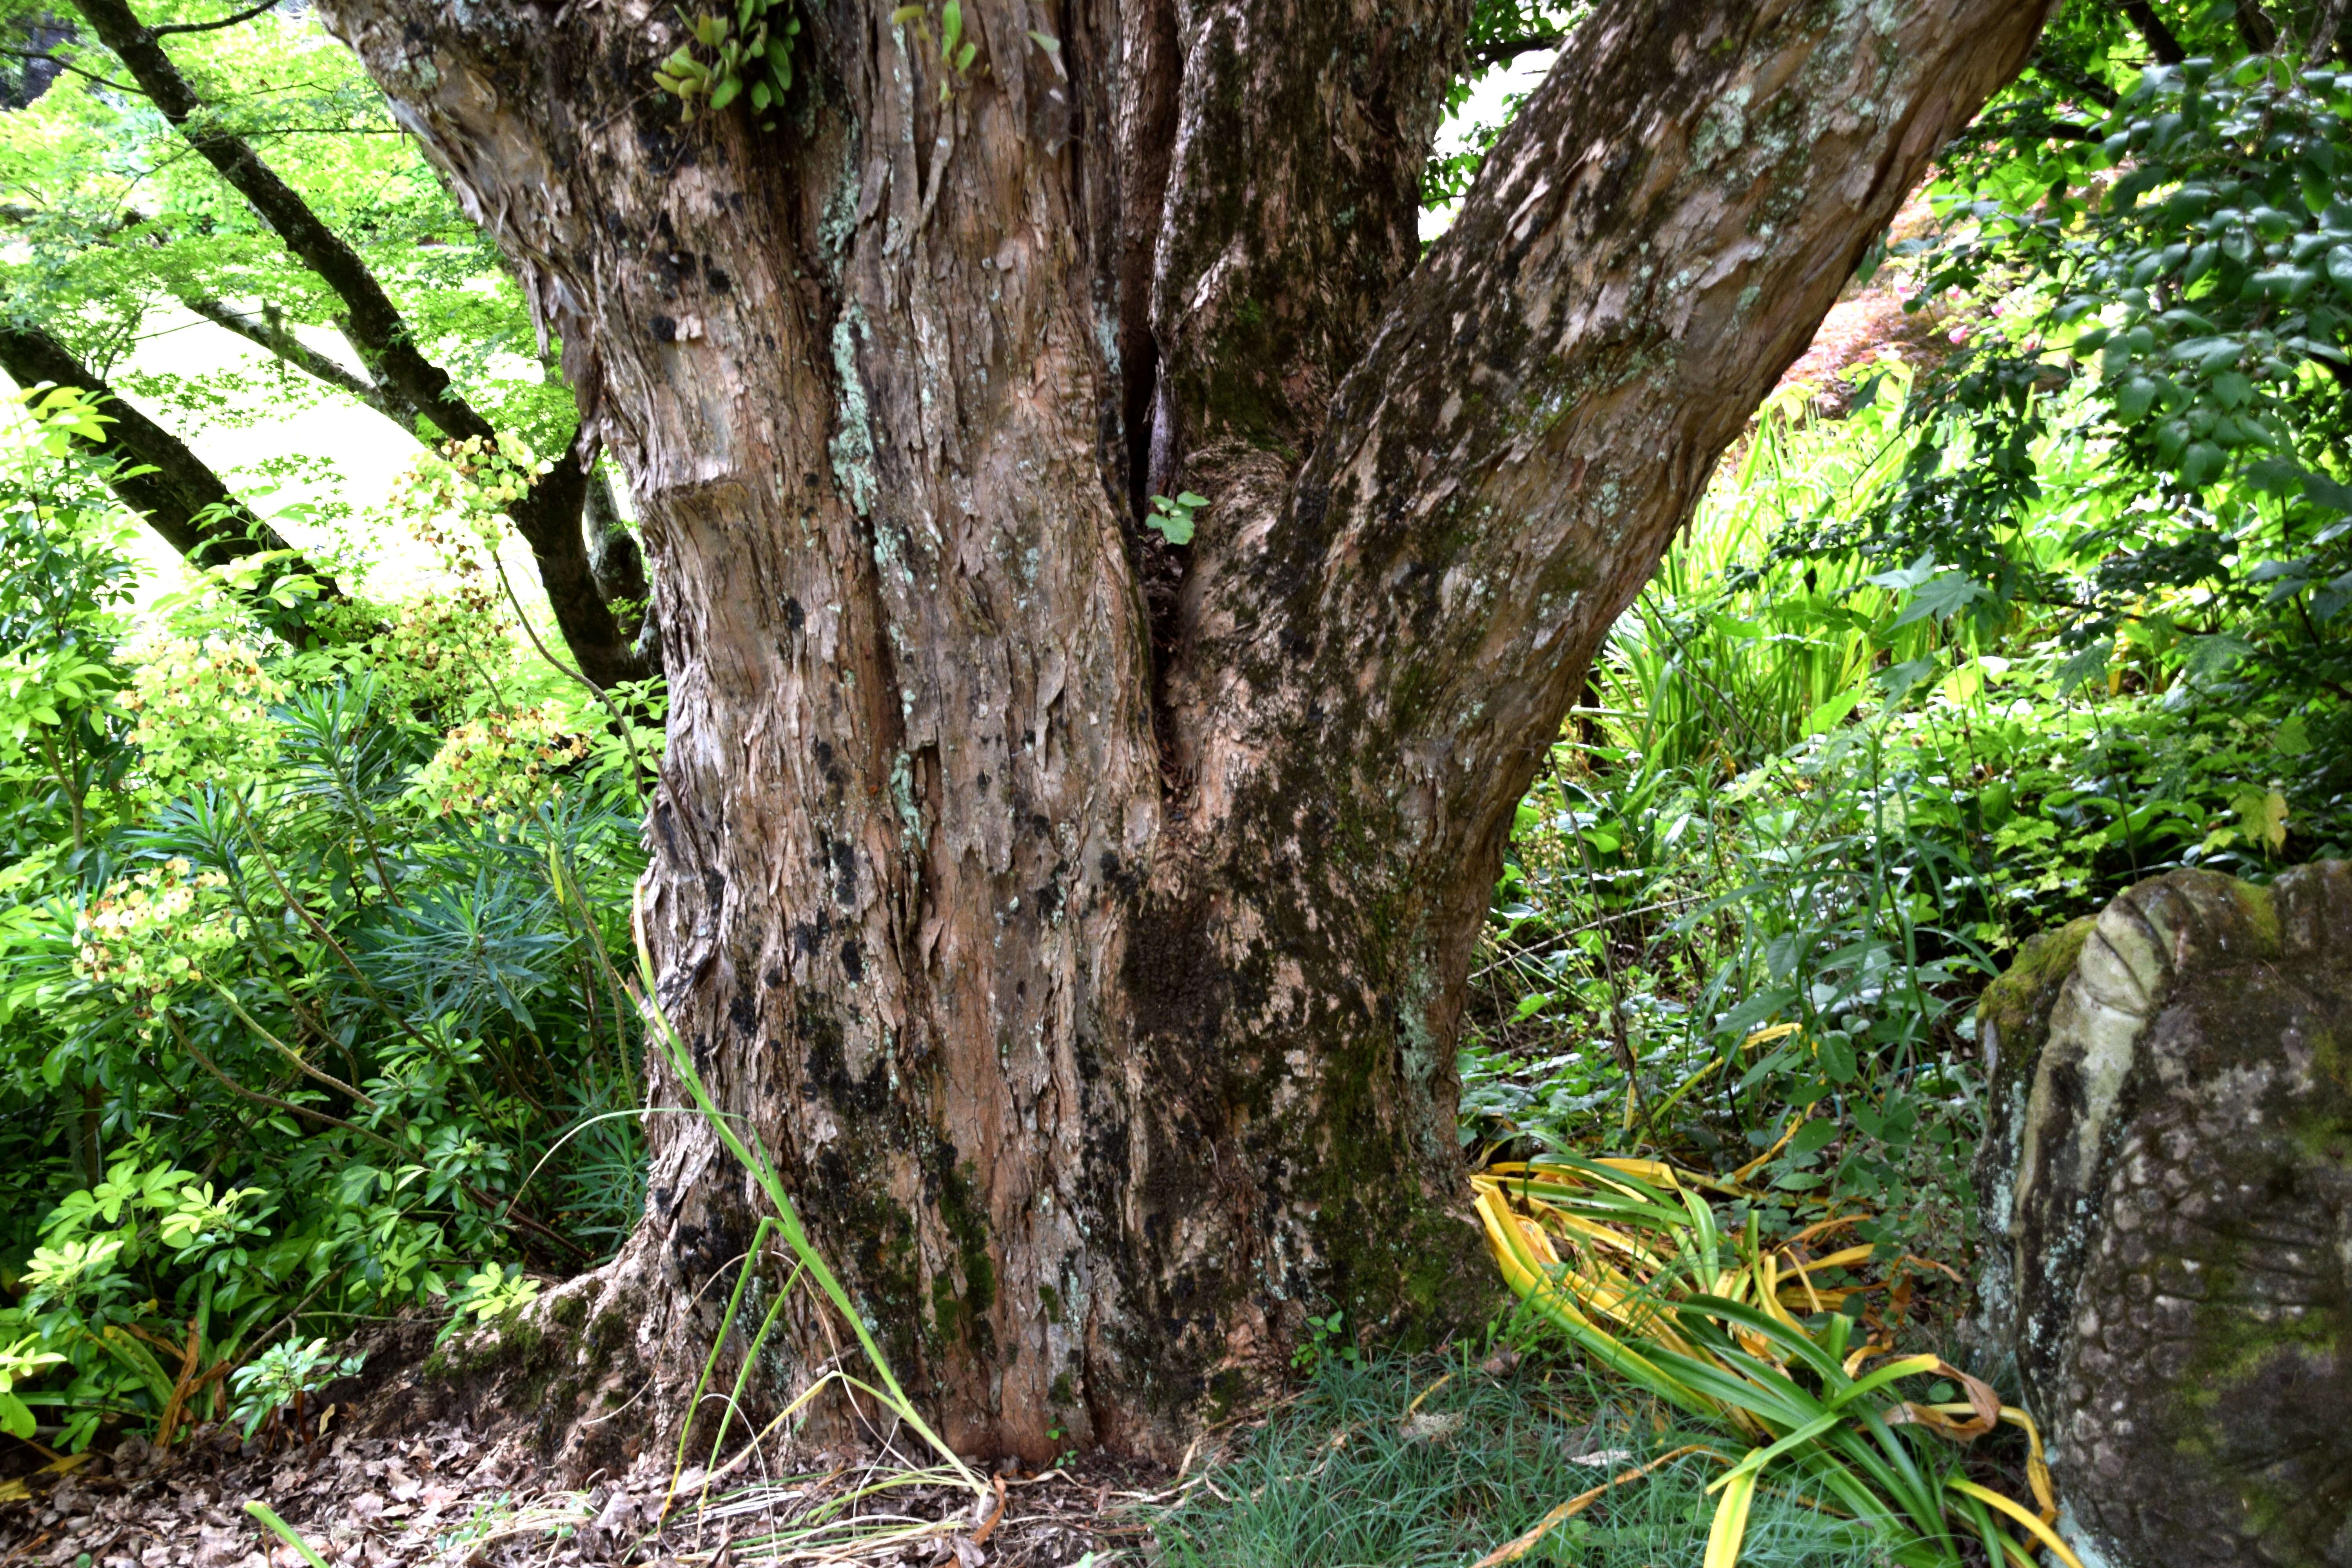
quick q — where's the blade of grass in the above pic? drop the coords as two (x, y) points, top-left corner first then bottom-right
(629, 893), (984, 1499)
(242, 1501), (332, 1568)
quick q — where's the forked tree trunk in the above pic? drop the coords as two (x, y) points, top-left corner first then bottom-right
(321, 0), (2052, 1468)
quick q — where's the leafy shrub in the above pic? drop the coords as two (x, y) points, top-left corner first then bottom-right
(0, 406), (657, 1453)
(226, 1337), (365, 1442)
(1835, 49), (2352, 698)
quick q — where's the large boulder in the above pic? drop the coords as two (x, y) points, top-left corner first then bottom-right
(1973, 863), (2352, 1568)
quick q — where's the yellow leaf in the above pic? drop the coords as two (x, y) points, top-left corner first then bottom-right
(1947, 1479), (2089, 1568)
(1705, 1470), (1758, 1568)
(1471, 1444), (1720, 1566)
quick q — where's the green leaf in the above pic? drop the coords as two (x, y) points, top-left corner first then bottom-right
(2250, 265), (2316, 300)
(1802, 689), (1863, 736)
(243, 1504), (332, 1568)
(1790, 1119), (1840, 1156)
(2245, 456), (2304, 494)
(2303, 471), (2352, 512)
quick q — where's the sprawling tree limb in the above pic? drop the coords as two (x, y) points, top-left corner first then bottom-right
(177, 293), (417, 422)
(1179, 0), (2062, 824)
(0, 321), (347, 642)
(319, 0), (2056, 1472)
(67, 0), (646, 685)
(1143, 10), (2060, 1228)
(147, 0), (282, 35)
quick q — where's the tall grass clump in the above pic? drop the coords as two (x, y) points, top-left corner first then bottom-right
(1156, 1350), (1882, 1568)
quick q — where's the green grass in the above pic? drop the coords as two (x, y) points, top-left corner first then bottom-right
(1153, 1352), (1882, 1568)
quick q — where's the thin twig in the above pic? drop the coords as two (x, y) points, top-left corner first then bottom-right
(206, 980), (382, 1110)
(147, 0), (281, 34)
(489, 550), (653, 800)
(1, 47), (138, 93)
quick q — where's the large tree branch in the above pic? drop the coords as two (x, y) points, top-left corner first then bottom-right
(0, 321), (348, 643)
(1175, 0), (2058, 904)
(2120, 0), (2188, 64)
(148, 0), (281, 35)
(67, 0), (646, 684)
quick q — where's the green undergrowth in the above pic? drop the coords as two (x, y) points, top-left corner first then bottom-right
(0, 391), (662, 1454)
(1460, 357), (2352, 1267)
(1155, 1350), (1880, 1568)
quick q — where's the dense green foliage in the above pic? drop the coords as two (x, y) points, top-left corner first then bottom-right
(1457, 0), (2352, 1270)
(0, 0), (561, 460)
(1860, 51), (2352, 699)
(0, 391), (656, 1451)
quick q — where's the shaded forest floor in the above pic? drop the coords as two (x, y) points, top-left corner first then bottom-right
(0, 1350), (1162, 1567)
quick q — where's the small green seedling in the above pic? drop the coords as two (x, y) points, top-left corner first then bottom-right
(1292, 1309), (1362, 1373)
(891, 1), (982, 100)
(1147, 491), (1207, 546)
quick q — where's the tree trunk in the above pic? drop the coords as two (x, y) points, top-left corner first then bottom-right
(321, 0), (2054, 1469)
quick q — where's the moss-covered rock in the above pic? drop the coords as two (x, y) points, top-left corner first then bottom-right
(1977, 863), (2352, 1568)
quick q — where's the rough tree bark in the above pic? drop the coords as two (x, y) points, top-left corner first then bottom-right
(319, 0), (2054, 1468)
